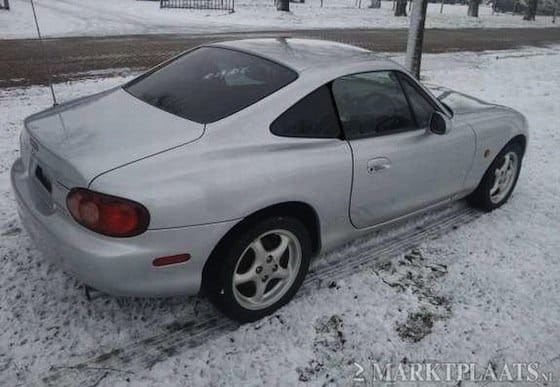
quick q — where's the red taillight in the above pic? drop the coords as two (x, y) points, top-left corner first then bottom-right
(66, 188), (150, 237)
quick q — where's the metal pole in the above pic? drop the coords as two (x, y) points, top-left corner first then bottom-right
(30, 0), (57, 106)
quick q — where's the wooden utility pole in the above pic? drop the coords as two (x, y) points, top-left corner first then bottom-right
(405, 0), (429, 79)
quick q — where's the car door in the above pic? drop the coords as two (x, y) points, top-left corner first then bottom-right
(331, 70), (475, 228)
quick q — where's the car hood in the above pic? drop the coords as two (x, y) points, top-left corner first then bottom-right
(426, 84), (509, 115)
(23, 87), (205, 187)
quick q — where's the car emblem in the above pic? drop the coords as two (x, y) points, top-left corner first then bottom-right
(30, 137), (39, 154)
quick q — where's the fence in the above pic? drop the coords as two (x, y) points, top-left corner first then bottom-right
(160, 0), (234, 12)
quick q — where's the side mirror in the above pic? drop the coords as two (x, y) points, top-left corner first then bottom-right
(429, 111), (450, 135)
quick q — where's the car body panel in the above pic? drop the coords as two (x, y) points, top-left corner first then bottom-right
(24, 87), (205, 188)
(11, 39), (529, 297)
(348, 120), (476, 228)
(429, 85), (529, 191)
(11, 157), (236, 296)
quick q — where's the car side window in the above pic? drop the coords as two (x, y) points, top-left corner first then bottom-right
(331, 71), (415, 140)
(270, 85), (341, 138)
(397, 73), (436, 129)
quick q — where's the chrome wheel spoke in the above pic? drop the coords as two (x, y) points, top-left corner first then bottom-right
(232, 229), (302, 311)
(490, 178), (500, 195)
(272, 265), (290, 280)
(270, 234), (290, 261)
(234, 270), (257, 285)
(249, 279), (266, 304)
(250, 239), (267, 264)
(489, 151), (519, 204)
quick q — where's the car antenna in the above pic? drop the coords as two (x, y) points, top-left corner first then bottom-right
(30, 0), (58, 106)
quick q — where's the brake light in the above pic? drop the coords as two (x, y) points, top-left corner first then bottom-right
(66, 188), (150, 237)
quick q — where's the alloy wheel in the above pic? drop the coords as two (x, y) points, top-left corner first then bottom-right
(490, 151), (519, 204)
(232, 229), (302, 310)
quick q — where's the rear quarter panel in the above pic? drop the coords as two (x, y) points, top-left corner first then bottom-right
(89, 78), (355, 251)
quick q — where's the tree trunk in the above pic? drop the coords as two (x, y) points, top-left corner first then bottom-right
(395, 0), (408, 16)
(405, 0), (429, 79)
(3, 0), (9, 9)
(523, 0), (537, 20)
(277, 0), (290, 11)
(467, 0), (480, 16)
(369, 0), (381, 8)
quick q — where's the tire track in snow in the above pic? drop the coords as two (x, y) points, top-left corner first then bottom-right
(40, 203), (481, 386)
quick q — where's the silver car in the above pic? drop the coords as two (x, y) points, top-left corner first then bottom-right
(11, 39), (528, 322)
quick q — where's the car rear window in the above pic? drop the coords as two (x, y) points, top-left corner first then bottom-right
(124, 47), (298, 124)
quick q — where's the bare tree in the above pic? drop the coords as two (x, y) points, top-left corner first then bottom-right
(524, 0), (538, 20)
(277, 0), (290, 11)
(467, 0), (481, 16)
(405, 0), (429, 79)
(395, 0), (408, 15)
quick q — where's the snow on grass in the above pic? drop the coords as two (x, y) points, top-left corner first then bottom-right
(1, 0), (559, 39)
(1, 45), (560, 386)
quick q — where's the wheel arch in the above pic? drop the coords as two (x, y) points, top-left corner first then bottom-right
(200, 201), (321, 294)
(508, 134), (527, 156)
(475, 133), (527, 188)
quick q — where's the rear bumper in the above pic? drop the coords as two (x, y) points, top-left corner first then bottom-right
(11, 157), (238, 297)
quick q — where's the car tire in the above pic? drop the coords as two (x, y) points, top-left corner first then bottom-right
(468, 142), (523, 212)
(206, 216), (312, 323)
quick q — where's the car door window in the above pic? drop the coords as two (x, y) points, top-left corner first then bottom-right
(398, 73), (436, 129)
(270, 85), (341, 138)
(331, 71), (415, 139)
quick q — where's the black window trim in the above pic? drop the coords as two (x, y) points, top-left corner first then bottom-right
(394, 72), (422, 129)
(331, 70), (423, 140)
(267, 69), (452, 142)
(269, 84), (344, 140)
(394, 70), (443, 130)
(124, 46), (300, 124)
(331, 69), (455, 141)
(125, 45), (300, 89)
(394, 70), (448, 124)
(394, 70), (454, 118)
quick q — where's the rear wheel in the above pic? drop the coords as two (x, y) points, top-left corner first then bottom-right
(207, 216), (311, 322)
(468, 142), (523, 211)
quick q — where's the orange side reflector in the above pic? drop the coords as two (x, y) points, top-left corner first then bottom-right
(153, 254), (191, 267)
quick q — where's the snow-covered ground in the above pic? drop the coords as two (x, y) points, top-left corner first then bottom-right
(1, 0), (559, 39)
(1, 45), (560, 386)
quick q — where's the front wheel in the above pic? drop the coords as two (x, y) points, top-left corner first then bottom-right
(468, 142), (523, 211)
(207, 217), (311, 322)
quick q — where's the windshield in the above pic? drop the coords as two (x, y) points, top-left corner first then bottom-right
(125, 47), (298, 124)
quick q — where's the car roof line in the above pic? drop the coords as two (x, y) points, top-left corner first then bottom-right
(202, 42), (301, 74)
